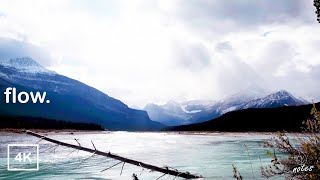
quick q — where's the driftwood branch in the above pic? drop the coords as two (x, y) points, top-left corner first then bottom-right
(23, 130), (202, 179)
(101, 161), (122, 172)
(120, 162), (125, 175)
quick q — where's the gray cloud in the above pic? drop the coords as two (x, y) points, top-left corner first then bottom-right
(217, 54), (265, 95)
(164, 0), (316, 36)
(174, 43), (211, 71)
(215, 41), (232, 52)
(307, 65), (320, 99)
(0, 12), (5, 17)
(246, 39), (320, 101)
(0, 38), (53, 66)
(255, 40), (296, 75)
(265, 64), (320, 101)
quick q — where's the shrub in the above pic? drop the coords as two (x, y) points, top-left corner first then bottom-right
(261, 104), (320, 179)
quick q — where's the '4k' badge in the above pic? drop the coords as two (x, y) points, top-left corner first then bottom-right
(7, 144), (39, 171)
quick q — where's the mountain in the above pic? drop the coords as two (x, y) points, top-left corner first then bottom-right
(192, 90), (307, 122)
(167, 102), (320, 132)
(239, 90), (308, 109)
(187, 86), (269, 123)
(0, 57), (54, 74)
(144, 89), (308, 126)
(0, 57), (164, 131)
(143, 100), (215, 126)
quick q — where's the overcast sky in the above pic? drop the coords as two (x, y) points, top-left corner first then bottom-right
(0, 0), (319, 108)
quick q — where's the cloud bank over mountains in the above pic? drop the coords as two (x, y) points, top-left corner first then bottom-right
(0, 0), (319, 107)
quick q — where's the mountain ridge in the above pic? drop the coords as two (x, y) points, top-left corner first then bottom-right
(168, 102), (320, 132)
(0, 57), (164, 131)
(144, 90), (308, 126)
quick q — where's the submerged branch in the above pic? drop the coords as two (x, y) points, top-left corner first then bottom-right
(23, 130), (202, 179)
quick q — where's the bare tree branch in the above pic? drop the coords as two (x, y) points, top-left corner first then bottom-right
(101, 161), (122, 172)
(120, 162), (125, 175)
(23, 130), (202, 179)
(91, 140), (97, 151)
(156, 173), (166, 180)
(76, 152), (96, 169)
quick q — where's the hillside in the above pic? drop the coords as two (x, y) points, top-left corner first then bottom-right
(168, 102), (320, 132)
(0, 115), (103, 130)
(0, 57), (164, 131)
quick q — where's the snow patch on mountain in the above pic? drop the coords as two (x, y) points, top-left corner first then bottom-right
(221, 106), (237, 114)
(180, 105), (202, 113)
(0, 57), (55, 74)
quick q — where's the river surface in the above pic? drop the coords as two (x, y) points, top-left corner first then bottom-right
(0, 132), (288, 179)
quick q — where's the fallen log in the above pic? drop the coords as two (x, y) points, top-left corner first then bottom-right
(23, 130), (202, 179)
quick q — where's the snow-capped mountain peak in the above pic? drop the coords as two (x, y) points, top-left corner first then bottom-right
(144, 89), (309, 126)
(0, 57), (55, 74)
(240, 90), (308, 109)
(8, 57), (41, 67)
(263, 90), (303, 103)
(271, 90), (293, 98)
